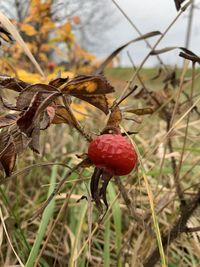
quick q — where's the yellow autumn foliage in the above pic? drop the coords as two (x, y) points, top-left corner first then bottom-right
(17, 69), (74, 84)
(20, 23), (37, 36)
(71, 102), (89, 121)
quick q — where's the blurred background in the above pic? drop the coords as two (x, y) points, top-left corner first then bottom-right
(1, 0), (200, 67)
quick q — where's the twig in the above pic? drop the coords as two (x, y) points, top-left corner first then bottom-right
(112, 0), (169, 72)
(111, 85), (138, 110)
(126, 51), (170, 111)
(185, 0), (195, 49)
(184, 226), (200, 233)
(166, 117), (184, 203)
(114, 176), (152, 232)
(174, 62), (196, 205)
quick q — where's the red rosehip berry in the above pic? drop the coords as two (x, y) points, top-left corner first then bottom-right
(47, 61), (56, 69)
(88, 134), (137, 176)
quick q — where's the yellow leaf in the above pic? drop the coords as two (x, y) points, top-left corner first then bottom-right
(39, 52), (48, 62)
(71, 102), (88, 121)
(31, 0), (40, 7)
(62, 22), (71, 34)
(40, 18), (55, 34)
(46, 71), (74, 82)
(40, 43), (52, 52)
(20, 24), (37, 36)
(17, 69), (41, 84)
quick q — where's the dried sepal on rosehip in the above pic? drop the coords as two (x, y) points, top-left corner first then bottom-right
(88, 128), (138, 212)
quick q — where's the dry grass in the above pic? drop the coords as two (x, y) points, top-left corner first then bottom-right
(1, 64), (200, 266)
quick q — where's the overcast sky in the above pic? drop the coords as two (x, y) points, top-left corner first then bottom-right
(96, 0), (200, 67)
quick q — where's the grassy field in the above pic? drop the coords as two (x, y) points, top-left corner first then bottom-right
(1, 66), (200, 267)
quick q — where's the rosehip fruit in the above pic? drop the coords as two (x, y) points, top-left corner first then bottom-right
(47, 61), (56, 69)
(88, 134), (137, 176)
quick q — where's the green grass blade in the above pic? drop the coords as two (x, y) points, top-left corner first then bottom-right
(69, 202), (88, 267)
(25, 165), (58, 267)
(107, 182), (122, 267)
(103, 219), (111, 267)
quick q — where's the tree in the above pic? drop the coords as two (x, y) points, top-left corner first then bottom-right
(0, 0), (116, 56)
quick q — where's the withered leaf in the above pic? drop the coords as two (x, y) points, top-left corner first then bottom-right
(0, 26), (14, 43)
(106, 107), (122, 128)
(179, 52), (200, 64)
(16, 83), (58, 110)
(52, 105), (74, 125)
(0, 130), (10, 156)
(0, 125), (31, 176)
(125, 107), (154, 115)
(49, 77), (69, 87)
(74, 94), (110, 114)
(0, 138), (16, 177)
(40, 106), (56, 130)
(150, 46), (177, 55)
(60, 75), (114, 95)
(0, 76), (29, 92)
(180, 47), (198, 57)
(150, 47), (200, 64)
(0, 95), (17, 110)
(163, 70), (179, 88)
(0, 113), (18, 129)
(174, 0), (187, 11)
(134, 88), (149, 100)
(96, 31), (161, 74)
(17, 91), (61, 136)
(9, 125), (31, 154)
(52, 104), (88, 135)
(151, 67), (163, 80)
(28, 122), (40, 154)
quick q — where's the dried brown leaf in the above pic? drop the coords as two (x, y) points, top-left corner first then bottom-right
(49, 77), (69, 87)
(52, 105), (74, 125)
(0, 25), (13, 43)
(28, 123), (40, 153)
(0, 76), (29, 92)
(151, 67), (163, 80)
(61, 75), (114, 95)
(151, 47), (200, 64)
(174, 0), (187, 11)
(107, 107), (122, 128)
(150, 47), (177, 55)
(16, 83), (58, 110)
(0, 138), (16, 177)
(40, 106), (56, 130)
(9, 125), (31, 154)
(179, 52), (200, 64)
(74, 94), (110, 114)
(125, 107), (154, 115)
(0, 113), (18, 129)
(0, 96), (17, 110)
(17, 91), (60, 136)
